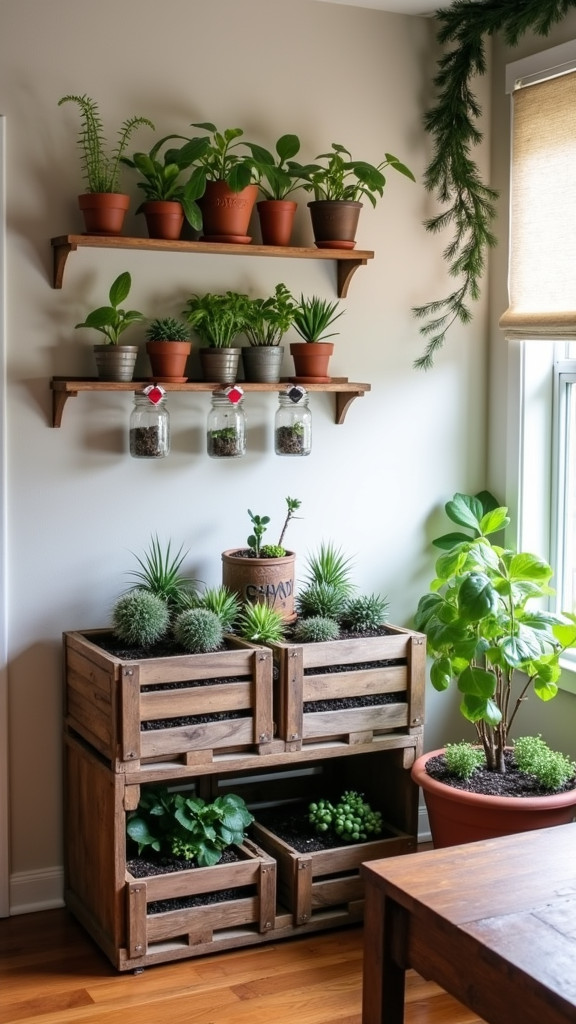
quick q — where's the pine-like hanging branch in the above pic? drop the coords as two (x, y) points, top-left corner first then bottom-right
(414, 0), (576, 370)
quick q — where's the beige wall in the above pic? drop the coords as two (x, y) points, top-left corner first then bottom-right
(2, 0), (489, 911)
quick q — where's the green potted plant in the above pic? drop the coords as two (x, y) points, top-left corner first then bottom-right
(121, 133), (208, 240)
(301, 142), (415, 249)
(412, 490), (576, 848)
(57, 93), (154, 234)
(247, 134), (311, 246)
(74, 270), (144, 381)
(241, 283), (297, 383)
(166, 122), (258, 242)
(145, 316), (191, 382)
(222, 497), (302, 622)
(290, 294), (344, 382)
(182, 290), (249, 382)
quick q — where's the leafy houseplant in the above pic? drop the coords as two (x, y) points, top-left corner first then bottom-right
(412, 490), (576, 846)
(241, 283), (297, 384)
(248, 134), (311, 246)
(302, 142), (415, 248)
(290, 294), (344, 383)
(121, 134), (208, 238)
(166, 123), (259, 241)
(74, 270), (144, 381)
(183, 290), (249, 382)
(145, 316), (192, 382)
(57, 93), (154, 234)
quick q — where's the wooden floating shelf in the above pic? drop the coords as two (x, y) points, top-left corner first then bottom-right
(50, 235), (375, 297)
(50, 377), (371, 428)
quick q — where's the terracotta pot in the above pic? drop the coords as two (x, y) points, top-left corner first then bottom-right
(290, 342), (333, 383)
(242, 345), (284, 383)
(199, 181), (259, 242)
(221, 549), (296, 622)
(412, 748), (576, 849)
(141, 200), (184, 240)
(78, 193), (130, 235)
(93, 345), (138, 382)
(307, 200), (362, 249)
(199, 348), (242, 384)
(257, 200), (297, 246)
(146, 340), (191, 383)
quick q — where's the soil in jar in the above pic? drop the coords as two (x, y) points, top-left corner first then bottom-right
(275, 425), (306, 455)
(130, 425), (165, 457)
(207, 428), (243, 457)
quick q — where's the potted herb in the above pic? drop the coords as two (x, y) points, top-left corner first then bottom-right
(222, 497), (302, 622)
(412, 490), (576, 848)
(247, 134), (311, 246)
(166, 122), (259, 242)
(74, 270), (144, 381)
(145, 316), (191, 382)
(290, 294), (344, 382)
(182, 290), (249, 382)
(121, 134), (208, 239)
(301, 142), (415, 248)
(241, 283), (297, 383)
(57, 93), (154, 234)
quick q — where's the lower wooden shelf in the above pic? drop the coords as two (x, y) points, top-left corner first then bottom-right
(50, 377), (371, 427)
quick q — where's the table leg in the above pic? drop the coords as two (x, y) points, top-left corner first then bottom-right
(362, 885), (406, 1024)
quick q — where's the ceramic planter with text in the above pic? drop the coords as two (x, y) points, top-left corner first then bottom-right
(58, 94), (154, 235)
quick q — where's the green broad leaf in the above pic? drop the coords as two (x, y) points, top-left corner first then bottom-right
(435, 548), (468, 580)
(461, 693), (502, 726)
(445, 493), (484, 532)
(276, 133), (301, 161)
(529, 658), (561, 684)
(470, 541), (501, 571)
(196, 843), (223, 867)
(458, 664), (496, 698)
(109, 271), (131, 307)
(413, 593), (442, 630)
(430, 656), (452, 691)
(508, 552), (552, 583)
(516, 610), (560, 631)
(533, 676), (558, 701)
(458, 572), (499, 622)
(479, 507), (510, 536)
(126, 817), (158, 848)
(77, 307), (117, 329)
(452, 637), (480, 661)
(432, 532), (471, 550)
(552, 621), (576, 649)
(475, 490), (501, 515)
(500, 632), (544, 667)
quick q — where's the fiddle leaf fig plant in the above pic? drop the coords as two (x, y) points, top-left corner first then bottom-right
(414, 490), (576, 773)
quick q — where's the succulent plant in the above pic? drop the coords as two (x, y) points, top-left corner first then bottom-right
(126, 535), (198, 615)
(192, 585), (240, 633)
(173, 608), (223, 653)
(112, 589), (170, 647)
(292, 616), (340, 643)
(343, 593), (389, 632)
(237, 602), (286, 644)
(296, 581), (349, 621)
(145, 317), (190, 342)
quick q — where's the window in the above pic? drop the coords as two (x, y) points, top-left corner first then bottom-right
(502, 43), (576, 694)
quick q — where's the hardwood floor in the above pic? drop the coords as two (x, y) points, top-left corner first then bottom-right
(0, 909), (484, 1024)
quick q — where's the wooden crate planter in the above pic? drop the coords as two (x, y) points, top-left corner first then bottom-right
(251, 817), (413, 926)
(124, 839), (276, 970)
(269, 624), (426, 751)
(64, 629), (276, 770)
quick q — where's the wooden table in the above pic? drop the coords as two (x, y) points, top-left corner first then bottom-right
(362, 823), (576, 1024)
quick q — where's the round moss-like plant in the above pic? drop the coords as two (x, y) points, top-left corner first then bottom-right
(343, 593), (389, 632)
(192, 586), (240, 633)
(173, 608), (223, 653)
(414, 0), (576, 369)
(292, 616), (341, 643)
(112, 589), (170, 647)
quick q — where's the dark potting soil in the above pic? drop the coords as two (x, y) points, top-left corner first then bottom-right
(252, 802), (391, 854)
(126, 848), (255, 915)
(425, 749), (576, 798)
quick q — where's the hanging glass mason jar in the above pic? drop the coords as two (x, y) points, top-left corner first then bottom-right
(129, 385), (170, 459)
(274, 386), (312, 456)
(207, 386), (246, 458)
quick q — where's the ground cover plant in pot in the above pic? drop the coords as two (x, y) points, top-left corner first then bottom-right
(58, 93), (154, 234)
(301, 141), (415, 248)
(412, 490), (576, 846)
(74, 270), (144, 381)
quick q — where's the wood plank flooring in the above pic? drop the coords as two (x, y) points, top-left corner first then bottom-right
(0, 909), (484, 1024)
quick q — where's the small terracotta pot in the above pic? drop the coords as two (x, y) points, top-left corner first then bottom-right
(290, 342), (334, 383)
(199, 181), (259, 242)
(412, 748), (576, 849)
(78, 193), (130, 235)
(257, 200), (297, 246)
(146, 341), (191, 382)
(222, 549), (296, 622)
(142, 200), (184, 240)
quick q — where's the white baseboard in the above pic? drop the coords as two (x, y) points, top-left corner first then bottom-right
(9, 866), (64, 915)
(417, 804), (431, 844)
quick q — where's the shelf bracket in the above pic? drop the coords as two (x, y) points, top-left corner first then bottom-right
(335, 390), (365, 424)
(337, 258), (367, 298)
(53, 238), (78, 289)
(52, 387), (77, 427)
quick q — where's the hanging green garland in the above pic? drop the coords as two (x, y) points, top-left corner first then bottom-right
(414, 0), (576, 370)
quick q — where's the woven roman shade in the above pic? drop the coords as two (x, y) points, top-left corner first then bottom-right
(499, 69), (576, 338)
